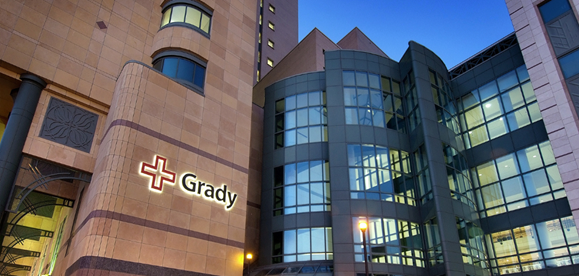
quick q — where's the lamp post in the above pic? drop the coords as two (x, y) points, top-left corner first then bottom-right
(246, 253), (253, 276)
(359, 221), (369, 276)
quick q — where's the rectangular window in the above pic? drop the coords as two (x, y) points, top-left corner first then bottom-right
(269, 21), (275, 30)
(267, 58), (274, 67)
(268, 39), (274, 48)
(269, 4), (275, 13)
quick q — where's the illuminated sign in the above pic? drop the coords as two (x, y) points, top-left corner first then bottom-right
(140, 155), (238, 210)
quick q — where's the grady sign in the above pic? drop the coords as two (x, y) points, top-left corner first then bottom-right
(140, 155), (238, 210)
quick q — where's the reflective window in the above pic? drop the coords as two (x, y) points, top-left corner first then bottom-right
(267, 58), (274, 67)
(487, 216), (579, 275)
(269, 21), (275, 30)
(274, 91), (327, 148)
(424, 217), (443, 265)
(474, 141), (566, 217)
(559, 49), (579, 78)
(347, 144), (415, 205)
(273, 160), (330, 216)
(404, 71), (420, 132)
(539, 0), (571, 23)
(443, 144), (475, 208)
(457, 217), (488, 267)
(414, 145), (433, 204)
(153, 56), (206, 90)
(268, 39), (274, 48)
(430, 70), (460, 134)
(459, 65), (541, 148)
(343, 71), (405, 133)
(269, 4), (275, 13)
(272, 227), (333, 263)
(161, 3), (211, 35)
(353, 217), (424, 267)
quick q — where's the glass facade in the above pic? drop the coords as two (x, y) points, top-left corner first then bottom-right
(430, 70), (460, 134)
(275, 91), (327, 148)
(458, 65), (541, 148)
(353, 217), (424, 267)
(457, 217), (487, 267)
(487, 216), (579, 275)
(347, 144), (415, 205)
(272, 227), (333, 263)
(342, 71), (405, 132)
(443, 144), (476, 209)
(473, 141), (565, 218)
(273, 160), (331, 216)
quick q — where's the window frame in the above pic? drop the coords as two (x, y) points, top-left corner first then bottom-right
(268, 21), (275, 30)
(269, 4), (275, 13)
(152, 50), (207, 95)
(160, 0), (213, 38)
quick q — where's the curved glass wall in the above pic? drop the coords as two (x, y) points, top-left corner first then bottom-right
(352, 217), (424, 267)
(403, 71), (420, 132)
(443, 143), (476, 209)
(473, 141), (565, 217)
(430, 70), (460, 134)
(456, 217), (488, 267)
(342, 71), (405, 132)
(273, 160), (330, 216)
(272, 227), (333, 263)
(347, 144), (416, 206)
(458, 65), (542, 148)
(487, 216), (579, 274)
(275, 91), (327, 149)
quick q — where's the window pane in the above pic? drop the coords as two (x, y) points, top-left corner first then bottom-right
(362, 145), (376, 167)
(285, 185), (296, 206)
(491, 230), (516, 258)
(297, 229), (311, 253)
(170, 6), (186, 22)
(193, 65), (205, 88)
(506, 108), (530, 131)
(469, 125), (489, 147)
(345, 107), (358, 124)
(517, 65), (530, 82)
(311, 228), (326, 252)
(501, 176), (526, 203)
(357, 88), (370, 107)
(350, 168), (364, 190)
(465, 106), (484, 129)
(370, 89), (383, 109)
(343, 71), (355, 86)
(539, 141), (556, 165)
(285, 110), (296, 129)
(297, 184), (309, 205)
(546, 165), (563, 190)
(161, 58), (179, 77)
(501, 87), (525, 112)
(297, 162), (309, 183)
(309, 91), (321, 106)
(517, 145), (543, 173)
(381, 77), (391, 92)
(487, 117), (507, 139)
(358, 108), (372, 125)
(356, 72), (368, 87)
(539, 0), (571, 22)
(523, 169), (550, 196)
(527, 102), (542, 122)
(496, 154), (519, 179)
(286, 95), (296, 110)
(514, 225), (540, 253)
(200, 13), (210, 33)
(185, 7), (201, 26)
(497, 70), (518, 92)
(285, 163), (296, 184)
(348, 144), (362, 166)
(478, 81), (499, 101)
(297, 127), (308, 144)
(521, 82), (536, 103)
(477, 161), (499, 186)
(296, 108), (308, 127)
(461, 91), (480, 110)
(176, 59), (195, 83)
(284, 230), (297, 254)
(161, 9), (171, 26)
(296, 93), (308, 108)
(285, 129), (296, 146)
(372, 110), (385, 127)
(309, 126), (321, 143)
(311, 182), (323, 204)
(483, 97), (504, 121)
(536, 219), (566, 249)
(344, 87), (357, 106)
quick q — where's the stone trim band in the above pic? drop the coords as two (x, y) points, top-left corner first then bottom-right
(102, 119), (249, 174)
(65, 255), (218, 276)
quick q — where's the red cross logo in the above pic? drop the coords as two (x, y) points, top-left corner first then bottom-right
(140, 155), (176, 192)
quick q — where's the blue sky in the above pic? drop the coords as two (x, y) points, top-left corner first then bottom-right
(298, 0), (514, 68)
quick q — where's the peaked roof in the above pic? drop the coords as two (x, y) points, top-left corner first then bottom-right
(337, 27), (389, 58)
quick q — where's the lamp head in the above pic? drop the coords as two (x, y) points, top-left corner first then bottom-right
(359, 221), (367, 231)
(246, 253), (253, 260)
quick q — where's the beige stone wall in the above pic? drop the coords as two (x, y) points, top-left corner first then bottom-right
(506, 0), (579, 225)
(0, 0), (257, 274)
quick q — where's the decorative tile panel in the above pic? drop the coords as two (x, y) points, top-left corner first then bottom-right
(39, 98), (98, 153)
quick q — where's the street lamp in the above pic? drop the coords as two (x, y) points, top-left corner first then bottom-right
(359, 221), (369, 276)
(246, 253), (253, 276)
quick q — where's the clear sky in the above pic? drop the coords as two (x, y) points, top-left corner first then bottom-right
(298, 0), (515, 69)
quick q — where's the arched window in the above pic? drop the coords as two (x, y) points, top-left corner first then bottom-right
(160, 0), (212, 36)
(153, 51), (206, 93)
